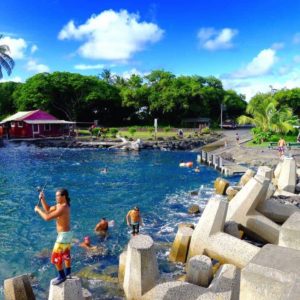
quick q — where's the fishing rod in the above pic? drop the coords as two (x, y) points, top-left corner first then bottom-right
(36, 138), (77, 206)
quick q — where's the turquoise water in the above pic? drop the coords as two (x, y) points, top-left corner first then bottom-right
(0, 144), (238, 299)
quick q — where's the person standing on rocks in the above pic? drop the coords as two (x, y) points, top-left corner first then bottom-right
(277, 137), (286, 157)
(35, 188), (72, 285)
(126, 206), (143, 235)
(235, 132), (240, 146)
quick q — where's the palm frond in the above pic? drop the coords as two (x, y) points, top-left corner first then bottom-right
(0, 55), (13, 75)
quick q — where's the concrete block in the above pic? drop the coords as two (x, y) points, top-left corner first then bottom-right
(214, 178), (230, 195)
(278, 157), (296, 193)
(186, 255), (213, 287)
(48, 277), (83, 300)
(274, 161), (282, 179)
(227, 176), (280, 244)
(209, 264), (240, 300)
(188, 197), (259, 268)
(169, 226), (193, 263)
(257, 198), (300, 224)
(238, 169), (255, 186)
(118, 250), (127, 286)
(142, 281), (206, 300)
(123, 234), (159, 299)
(4, 274), (35, 300)
(266, 182), (276, 199)
(279, 212), (300, 250)
(201, 150), (207, 163)
(82, 288), (92, 300)
(256, 166), (273, 180)
(240, 244), (300, 300)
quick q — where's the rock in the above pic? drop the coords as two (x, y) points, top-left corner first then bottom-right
(190, 190), (199, 196)
(214, 177), (229, 195)
(238, 169), (255, 187)
(82, 288), (92, 300)
(188, 204), (200, 214)
(295, 183), (300, 194)
(4, 274), (35, 300)
(178, 223), (195, 230)
(186, 255), (213, 287)
(169, 226), (194, 263)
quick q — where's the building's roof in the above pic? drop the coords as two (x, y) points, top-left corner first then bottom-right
(24, 120), (75, 124)
(0, 111), (38, 123)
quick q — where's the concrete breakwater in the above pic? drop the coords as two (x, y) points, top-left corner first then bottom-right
(197, 150), (248, 176)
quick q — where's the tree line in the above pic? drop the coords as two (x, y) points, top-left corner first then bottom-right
(0, 70), (248, 126)
(0, 69), (299, 128)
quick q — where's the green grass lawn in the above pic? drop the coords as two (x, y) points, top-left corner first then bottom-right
(246, 134), (298, 148)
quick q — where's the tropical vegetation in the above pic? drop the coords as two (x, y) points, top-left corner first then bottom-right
(0, 35), (15, 79)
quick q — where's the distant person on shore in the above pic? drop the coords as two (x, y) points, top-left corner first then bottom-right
(178, 129), (184, 138)
(297, 132), (300, 143)
(278, 137), (286, 157)
(235, 133), (240, 146)
(94, 218), (109, 237)
(34, 189), (72, 285)
(126, 206), (143, 236)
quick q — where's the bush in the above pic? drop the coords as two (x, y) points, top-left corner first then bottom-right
(201, 127), (211, 134)
(92, 128), (100, 136)
(147, 127), (154, 134)
(164, 126), (171, 133)
(128, 126), (137, 136)
(109, 128), (119, 138)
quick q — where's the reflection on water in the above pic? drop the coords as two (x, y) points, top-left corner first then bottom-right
(0, 144), (237, 299)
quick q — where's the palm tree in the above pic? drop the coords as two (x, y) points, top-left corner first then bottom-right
(238, 93), (297, 134)
(0, 35), (15, 79)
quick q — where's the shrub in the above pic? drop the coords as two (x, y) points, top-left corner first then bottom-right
(201, 127), (211, 134)
(92, 128), (100, 136)
(109, 128), (119, 138)
(128, 127), (137, 136)
(164, 126), (171, 133)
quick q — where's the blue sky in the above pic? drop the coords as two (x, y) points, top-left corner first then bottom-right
(1, 0), (300, 99)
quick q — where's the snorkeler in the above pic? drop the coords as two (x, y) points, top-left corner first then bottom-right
(34, 189), (72, 285)
(126, 206), (143, 236)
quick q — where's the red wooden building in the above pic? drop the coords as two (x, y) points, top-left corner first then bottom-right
(0, 110), (75, 139)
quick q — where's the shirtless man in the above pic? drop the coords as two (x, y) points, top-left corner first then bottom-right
(94, 218), (109, 237)
(126, 206), (143, 235)
(35, 188), (72, 285)
(277, 137), (286, 157)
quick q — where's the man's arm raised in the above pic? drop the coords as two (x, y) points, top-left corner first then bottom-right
(35, 205), (65, 221)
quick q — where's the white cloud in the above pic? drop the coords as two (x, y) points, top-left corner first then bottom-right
(230, 49), (277, 78)
(74, 63), (105, 70)
(1, 36), (27, 59)
(31, 45), (38, 54)
(197, 27), (238, 50)
(58, 9), (164, 61)
(26, 59), (50, 73)
(271, 42), (284, 50)
(293, 33), (300, 44)
(121, 68), (148, 79)
(0, 76), (23, 83)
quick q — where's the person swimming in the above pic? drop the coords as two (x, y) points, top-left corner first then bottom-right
(194, 166), (200, 173)
(101, 167), (108, 174)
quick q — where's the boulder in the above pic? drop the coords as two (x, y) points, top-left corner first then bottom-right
(186, 255), (213, 287)
(4, 274), (35, 300)
(188, 204), (200, 214)
(214, 178), (230, 195)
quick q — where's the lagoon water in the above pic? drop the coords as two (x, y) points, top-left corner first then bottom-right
(0, 144), (238, 299)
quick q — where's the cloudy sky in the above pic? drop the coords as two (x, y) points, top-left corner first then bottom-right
(1, 0), (300, 100)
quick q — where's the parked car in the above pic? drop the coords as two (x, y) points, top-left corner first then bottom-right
(221, 120), (237, 129)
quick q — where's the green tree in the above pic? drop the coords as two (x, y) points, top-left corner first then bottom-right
(223, 90), (247, 120)
(274, 88), (300, 116)
(0, 81), (21, 119)
(0, 35), (15, 79)
(238, 93), (297, 135)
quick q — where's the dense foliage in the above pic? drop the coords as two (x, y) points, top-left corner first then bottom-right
(0, 70), (247, 126)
